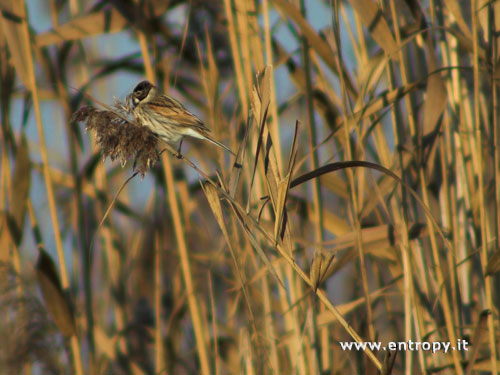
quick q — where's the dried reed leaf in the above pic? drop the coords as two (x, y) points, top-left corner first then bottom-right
(327, 225), (398, 251)
(0, 137), (31, 264)
(485, 247), (500, 275)
(300, 225), (406, 282)
(203, 184), (231, 245)
(228, 199), (285, 288)
(95, 326), (117, 360)
(274, 121), (299, 241)
(442, 0), (472, 39)
(422, 44), (447, 137)
(309, 249), (322, 292)
(494, 57), (500, 82)
(246, 0), (265, 71)
(274, 178), (289, 239)
(421, 44), (446, 180)
(347, 81), (419, 127)
(234, 0), (253, 87)
(259, 65), (272, 125)
(256, 66), (278, 206)
(249, 67), (275, 207)
(248, 86), (264, 208)
(357, 51), (386, 100)
(0, 1), (29, 86)
(204, 180), (259, 323)
(309, 248), (335, 292)
(216, 174), (380, 368)
(36, 10), (127, 47)
(272, 0), (342, 77)
(469, 360), (500, 372)
(256, 67), (295, 254)
(250, 85), (262, 126)
(291, 161), (448, 246)
(10, 136), (30, 245)
(317, 282), (395, 324)
(324, 247), (356, 277)
(228, 111), (252, 198)
(204, 27), (219, 111)
(310, 205), (350, 236)
(312, 89), (340, 131)
(223, 0), (249, 119)
(36, 249), (76, 337)
(273, 38), (341, 109)
(445, 27), (486, 60)
(325, 224), (424, 264)
(272, 38), (305, 83)
(0, 213), (11, 265)
(348, 0), (399, 59)
(319, 174), (349, 199)
(360, 152), (412, 218)
(110, 0), (169, 27)
(465, 310), (490, 375)
(381, 348), (397, 375)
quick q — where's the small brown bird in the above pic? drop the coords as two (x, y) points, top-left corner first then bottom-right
(130, 80), (233, 155)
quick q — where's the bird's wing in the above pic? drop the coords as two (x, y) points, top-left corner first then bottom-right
(147, 95), (210, 131)
(147, 95), (234, 155)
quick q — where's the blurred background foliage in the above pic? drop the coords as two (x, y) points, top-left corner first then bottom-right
(1, 0), (500, 374)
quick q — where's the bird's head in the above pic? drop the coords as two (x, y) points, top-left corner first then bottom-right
(131, 80), (156, 106)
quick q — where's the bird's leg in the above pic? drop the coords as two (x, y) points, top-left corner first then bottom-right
(176, 139), (184, 159)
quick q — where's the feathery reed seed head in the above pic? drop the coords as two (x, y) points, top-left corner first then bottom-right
(71, 101), (159, 177)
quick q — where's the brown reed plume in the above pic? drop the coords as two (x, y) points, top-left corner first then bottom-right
(71, 100), (160, 177)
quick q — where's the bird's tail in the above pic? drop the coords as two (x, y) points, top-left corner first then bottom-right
(203, 133), (235, 156)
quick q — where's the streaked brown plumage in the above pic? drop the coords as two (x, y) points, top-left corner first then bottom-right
(129, 80), (234, 155)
